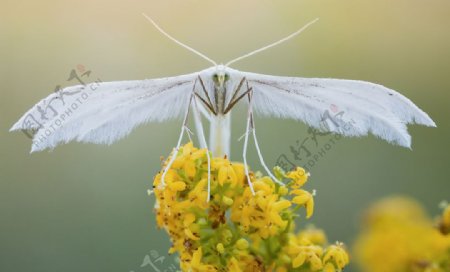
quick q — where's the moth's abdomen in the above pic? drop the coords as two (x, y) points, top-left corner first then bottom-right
(209, 114), (231, 157)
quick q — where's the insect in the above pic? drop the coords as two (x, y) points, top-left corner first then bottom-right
(10, 14), (436, 200)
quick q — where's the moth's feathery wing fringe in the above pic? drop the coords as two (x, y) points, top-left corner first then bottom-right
(10, 70), (213, 152)
(235, 70), (435, 148)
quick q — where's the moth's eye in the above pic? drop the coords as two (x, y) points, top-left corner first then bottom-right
(213, 74), (218, 79)
(224, 74), (230, 81)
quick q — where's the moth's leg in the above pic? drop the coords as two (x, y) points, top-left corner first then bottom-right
(197, 101), (212, 122)
(197, 76), (217, 115)
(228, 77), (246, 104)
(193, 78), (213, 201)
(184, 126), (194, 142)
(245, 84), (284, 186)
(223, 77), (246, 114)
(243, 89), (256, 195)
(192, 95), (212, 202)
(160, 93), (194, 189)
(195, 92), (216, 116)
(190, 77), (213, 201)
(252, 125), (283, 186)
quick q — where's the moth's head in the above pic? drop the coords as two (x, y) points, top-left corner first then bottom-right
(212, 65), (230, 87)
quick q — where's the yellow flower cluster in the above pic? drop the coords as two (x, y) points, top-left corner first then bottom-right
(438, 203), (450, 235)
(354, 197), (450, 272)
(152, 143), (349, 272)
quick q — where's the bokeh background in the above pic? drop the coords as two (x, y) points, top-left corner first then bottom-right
(1, 0), (449, 271)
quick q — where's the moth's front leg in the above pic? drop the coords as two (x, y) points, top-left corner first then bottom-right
(196, 76), (217, 115)
(223, 77), (249, 114)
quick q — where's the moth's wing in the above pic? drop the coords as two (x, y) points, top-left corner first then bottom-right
(235, 70), (435, 148)
(10, 71), (202, 152)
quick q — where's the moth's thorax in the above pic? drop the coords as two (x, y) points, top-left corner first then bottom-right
(212, 67), (231, 115)
(214, 83), (227, 114)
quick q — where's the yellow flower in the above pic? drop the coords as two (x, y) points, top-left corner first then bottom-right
(190, 247), (217, 271)
(168, 180), (186, 191)
(216, 243), (225, 254)
(287, 167), (310, 188)
(291, 189), (314, 218)
(218, 162), (237, 187)
(439, 204), (450, 235)
(152, 143), (349, 271)
(183, 213), (196, 227)
(323, 244), (350, 271)
(292, 251), (306, 268)
(183, 159), (196, 179)
(298, 228), (327, 246)
(354, 197), (450, 272)
(184, 227), (200, 241)
(222, 195), (233, 206)
(236, 238), (249, 250)
(226, 257), (242, 272)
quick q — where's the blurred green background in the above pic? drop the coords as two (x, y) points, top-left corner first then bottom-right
(1, 0), (449, 271)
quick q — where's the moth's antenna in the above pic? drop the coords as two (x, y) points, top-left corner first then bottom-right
(225, 18), (319, 67)
(142, 13), (217, 66)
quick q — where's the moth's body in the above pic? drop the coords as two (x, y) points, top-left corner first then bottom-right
(212, 67), (229, 115)
(211, 67), (231, 157)
(209, 113), (230, 158)
(198, 65), (238, 157)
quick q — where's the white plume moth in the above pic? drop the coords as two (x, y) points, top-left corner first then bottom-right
(10, 14), (436, 200)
